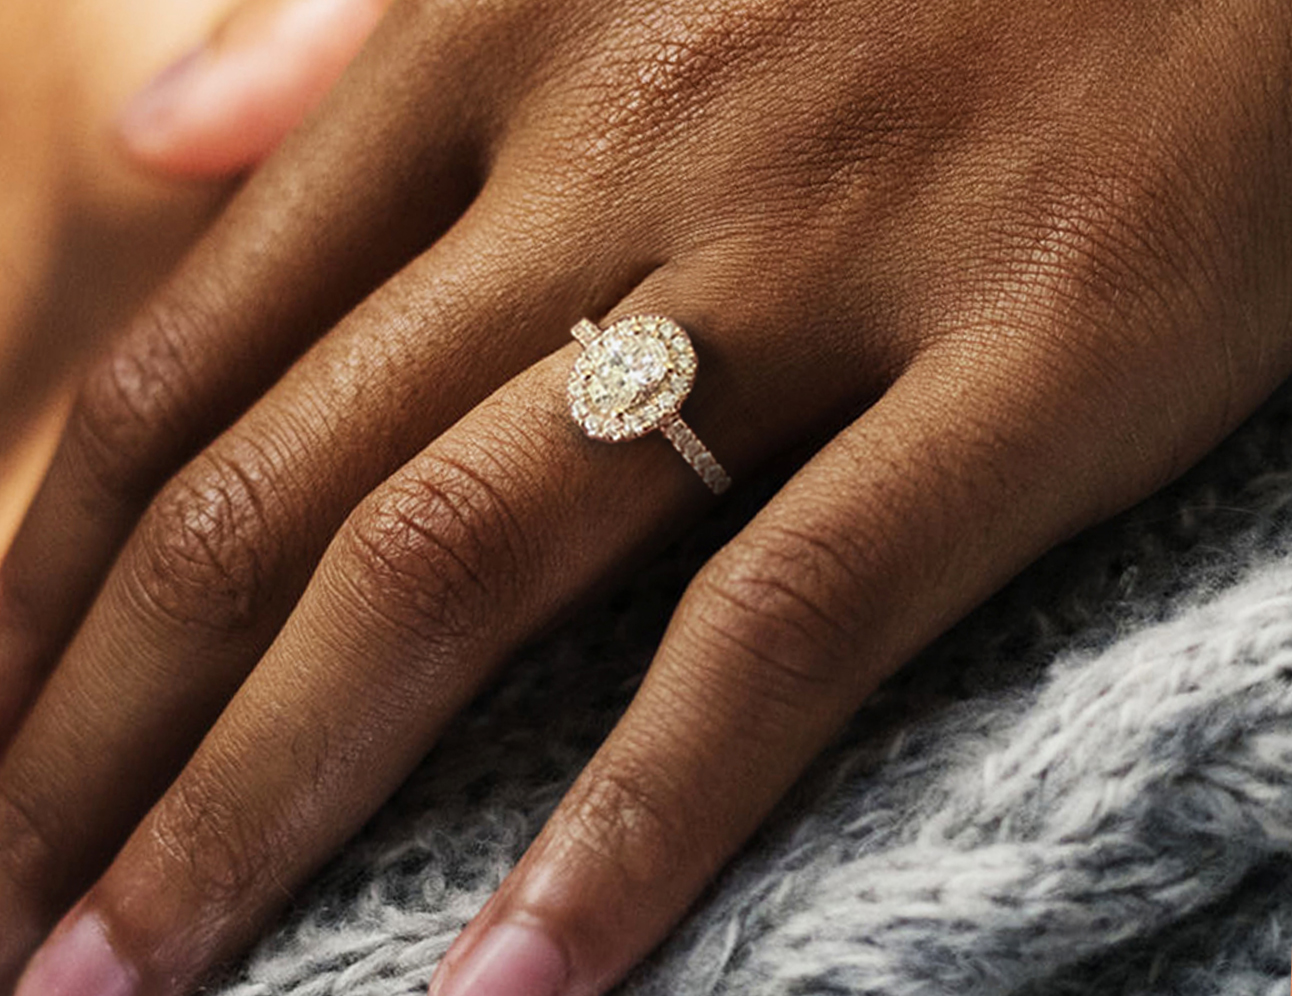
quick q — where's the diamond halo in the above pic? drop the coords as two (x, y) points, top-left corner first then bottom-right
(568, 315), (697, 442)
(567, 314), (730, 494)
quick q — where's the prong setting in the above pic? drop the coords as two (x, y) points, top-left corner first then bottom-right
(568, 315), (697, 441)
(568, 314), (728, 494)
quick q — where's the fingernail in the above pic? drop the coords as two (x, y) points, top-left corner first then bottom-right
(429, 923), (567, 996)
(116, 0), (388, 174)
(14, 910), (138, 996)
(116, 45), (209, 145)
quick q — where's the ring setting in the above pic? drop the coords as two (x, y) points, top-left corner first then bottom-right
(568, 315), (731, 494)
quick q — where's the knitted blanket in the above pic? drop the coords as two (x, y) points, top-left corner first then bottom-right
(212, 378), (1292, 996)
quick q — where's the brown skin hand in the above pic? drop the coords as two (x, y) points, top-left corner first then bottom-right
(0, 2), (1288, 996)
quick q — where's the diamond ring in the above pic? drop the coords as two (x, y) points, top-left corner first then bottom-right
(567, 315), (731, 495)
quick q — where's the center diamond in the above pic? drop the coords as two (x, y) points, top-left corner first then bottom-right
(585, 331), (670, 413)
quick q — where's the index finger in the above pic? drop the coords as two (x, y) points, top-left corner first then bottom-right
(0, 0), (504, 737)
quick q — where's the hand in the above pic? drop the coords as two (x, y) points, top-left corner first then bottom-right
(2, 1), (1289, 995)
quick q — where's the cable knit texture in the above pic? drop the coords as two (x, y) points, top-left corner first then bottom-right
(211, 380), (1292, 996)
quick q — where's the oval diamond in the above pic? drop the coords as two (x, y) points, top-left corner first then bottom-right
(584, 331), (670, 413)
(569, 315), (698, 441)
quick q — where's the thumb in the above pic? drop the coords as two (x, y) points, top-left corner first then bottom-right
(115, 0), (389, 178)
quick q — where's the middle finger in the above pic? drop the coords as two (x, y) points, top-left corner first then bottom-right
(0, 177), (651, 972)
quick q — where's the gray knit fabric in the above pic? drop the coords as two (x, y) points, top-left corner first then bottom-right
(211, 378), (1292, 996)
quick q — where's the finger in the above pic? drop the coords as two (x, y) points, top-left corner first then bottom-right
(9, 272), (875, 996)
(0, 0), (502, 738)
(421, 349), (1179, 996)
(0, 178), (650, 976)
(117, 0), (392, 177)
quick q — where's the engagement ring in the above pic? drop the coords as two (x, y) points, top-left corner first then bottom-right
(567, 315), (731, 494)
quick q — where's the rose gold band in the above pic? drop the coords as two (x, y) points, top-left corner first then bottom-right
(659, 415), (731, 494)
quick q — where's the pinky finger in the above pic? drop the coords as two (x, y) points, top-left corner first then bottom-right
(424, 351), (1166, 996)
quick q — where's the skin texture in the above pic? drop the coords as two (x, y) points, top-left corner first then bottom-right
(0, 0), (389, 603)
(1, 0), (1291, 994)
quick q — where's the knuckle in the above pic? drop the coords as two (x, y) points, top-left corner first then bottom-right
(551, 0), (809, 170)
(128, 444), (286, 633)
(560, 759), (687, 890)
(66, 300), (207, 501)
(147, 777), (265, 911)
(992, 152), (1202, 356)
(963, 153), (1225, 492)
(684, 531), (865, 704)
(0, 777), (61, 902)
(337, 453), (526, 646)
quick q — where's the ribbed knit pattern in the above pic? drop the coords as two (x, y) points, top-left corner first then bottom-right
(212, 380), (1292, 996)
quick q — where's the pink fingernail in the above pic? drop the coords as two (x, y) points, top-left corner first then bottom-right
(116, 46), (208, 144)
(430, 923), (567, 996)
(14, 911), (138, 996)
